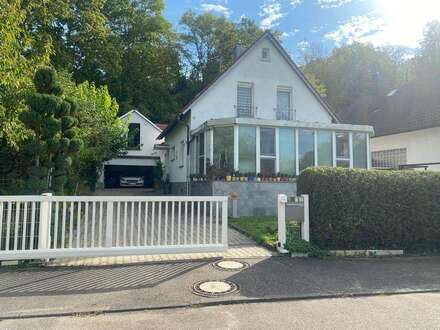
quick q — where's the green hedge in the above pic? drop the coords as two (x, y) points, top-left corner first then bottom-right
(297, 167), (440, 252)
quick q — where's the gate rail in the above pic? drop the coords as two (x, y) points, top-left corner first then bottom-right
(0, 195), (228, 260)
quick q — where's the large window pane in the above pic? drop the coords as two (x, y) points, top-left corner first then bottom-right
(279, 128), (295, 175)
(237, 83), (253, 117)
(261, 158), (276, 175)
(317, 131), (332, 166)
(198, 133), (205, 175)
(298, 129), (315, 172)
(260, 128), (275, 156)
(336, 132), (350, 168)
(353, 133), (368, 168)
(239, 126), (256, 173)
(213, 127), (234, 171)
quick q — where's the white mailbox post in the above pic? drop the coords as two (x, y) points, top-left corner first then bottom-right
(277, 194), (309, 252)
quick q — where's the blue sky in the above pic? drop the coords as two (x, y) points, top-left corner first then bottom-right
(164, 0), (440, 61)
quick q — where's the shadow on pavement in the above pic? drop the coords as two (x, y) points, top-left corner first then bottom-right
(0, 260), (212, 297)
(227, 256), (440, 299)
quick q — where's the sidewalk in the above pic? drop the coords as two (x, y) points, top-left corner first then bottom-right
(1, 256), (440, 319)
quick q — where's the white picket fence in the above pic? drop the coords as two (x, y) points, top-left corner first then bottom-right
(0, 195), (228, 260)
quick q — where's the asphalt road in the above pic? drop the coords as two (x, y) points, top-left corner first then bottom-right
(2, 292), (440, 329)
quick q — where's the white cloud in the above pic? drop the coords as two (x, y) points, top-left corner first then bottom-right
(317, 0), (352, 8)
(324, 15), (386, 46)
(200, 3), (232, 17)
(290, 0), (302, 8)
(281, 29), (300, 38)
(310, 24), (327, 33)
(259, 0), (285, 30)
(297, 40), (311, 51)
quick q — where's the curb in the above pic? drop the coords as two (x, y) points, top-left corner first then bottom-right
(2, 288), (440, 321)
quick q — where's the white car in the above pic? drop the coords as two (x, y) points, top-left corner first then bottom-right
(120, 176), (144, 187)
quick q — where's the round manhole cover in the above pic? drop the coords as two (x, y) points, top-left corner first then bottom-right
(192, 280), (240, 297)
(212, 260), (249, 271)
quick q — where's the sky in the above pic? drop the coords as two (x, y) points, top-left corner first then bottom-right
(164, 0), (440, 61)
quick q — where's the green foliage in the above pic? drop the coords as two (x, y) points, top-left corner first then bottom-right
(229, 216), (278, 246)
(20, 67), (82, 194)
(297, 167), (440, 252)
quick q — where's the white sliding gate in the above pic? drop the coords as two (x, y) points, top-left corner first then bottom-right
(0, 195), (228, 260)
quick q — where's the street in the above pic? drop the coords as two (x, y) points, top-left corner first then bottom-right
(1, 292), (440, 329)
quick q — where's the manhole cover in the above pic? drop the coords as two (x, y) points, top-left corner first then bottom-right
(192, 280), (240, 297)
(212, 260), (249, 271)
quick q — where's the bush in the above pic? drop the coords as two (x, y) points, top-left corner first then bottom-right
(297, 167), (440, 252)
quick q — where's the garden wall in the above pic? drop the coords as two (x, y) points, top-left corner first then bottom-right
(297, 167), (440, 252)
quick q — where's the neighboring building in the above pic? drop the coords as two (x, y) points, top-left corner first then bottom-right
(158, 31), (373, 215)
(370, 81), (440, 171)
(100, 110), (165, 189)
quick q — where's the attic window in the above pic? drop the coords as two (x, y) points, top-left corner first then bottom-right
(261, 48), (270, 61)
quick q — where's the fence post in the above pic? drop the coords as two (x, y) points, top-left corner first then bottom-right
(105, 201), (114, 248)
(302, 194), (310, 242)
(221, 198), (228, 248)
(277, 194), (287, 251)
(38, 193), (52, 250)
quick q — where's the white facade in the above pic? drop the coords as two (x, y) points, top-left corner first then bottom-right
(371, 127), (440, 171)
(162, 32), (373, 185)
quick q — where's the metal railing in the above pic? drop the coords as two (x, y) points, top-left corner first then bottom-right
(0, 195), (228, 260)
(275, 108), (295, 120)
(235, 105), (256, 118)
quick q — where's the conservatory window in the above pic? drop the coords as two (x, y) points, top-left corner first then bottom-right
(278, 128), (295, 175)
(239, 126), (256, 173)
(260, 128), (276, 175)
(213, 127), (234, 171)
(298, 129), (315, 172)
(336, 132), (350, 168)
(317, 131), (333, 166)
(353, 132), (368, 168)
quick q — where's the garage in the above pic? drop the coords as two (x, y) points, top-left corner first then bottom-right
(104, 165), (155, 189)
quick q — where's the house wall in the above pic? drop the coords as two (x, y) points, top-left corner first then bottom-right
(188, 38), (333, 130)
(166, 120), (189, 183)
(371, 126), (440, 171)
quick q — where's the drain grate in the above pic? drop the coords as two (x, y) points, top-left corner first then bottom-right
(192, 280), (240, 297)
(212, 260), (249, 271)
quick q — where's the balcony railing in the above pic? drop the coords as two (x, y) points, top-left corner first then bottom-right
(235, 105), (256, 118)
(275, 108), (295, 120)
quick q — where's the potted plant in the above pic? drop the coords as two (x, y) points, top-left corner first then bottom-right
(257, 173), (261, 182)
(226, 172), (232, 182)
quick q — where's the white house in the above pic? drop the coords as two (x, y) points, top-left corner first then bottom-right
(101, 110), (166, 189)
(370, 82), (440, 171)
(158, 31), (374, 215)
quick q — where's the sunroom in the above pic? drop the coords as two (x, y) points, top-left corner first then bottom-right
(189, 117), (374, 182)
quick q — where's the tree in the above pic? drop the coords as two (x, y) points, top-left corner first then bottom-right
(19, 67), (83, 193)
(179, 12), (263, 98)
(60, 74), (127, 191)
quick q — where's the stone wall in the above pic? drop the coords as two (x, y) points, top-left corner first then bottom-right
(212, 181), (297, 217)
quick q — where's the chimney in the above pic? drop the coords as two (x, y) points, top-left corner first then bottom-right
(234, 44), (246, 59)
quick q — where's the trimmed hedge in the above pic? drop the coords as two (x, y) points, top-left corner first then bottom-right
(297, 167), (440, 252)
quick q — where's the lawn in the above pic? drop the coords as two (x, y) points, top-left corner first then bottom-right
(229, 216), (278, 247)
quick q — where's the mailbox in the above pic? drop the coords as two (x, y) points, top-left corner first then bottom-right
(285, 196), (304, 223)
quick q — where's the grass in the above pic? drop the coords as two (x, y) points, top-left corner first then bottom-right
(229, 216), (278, 247)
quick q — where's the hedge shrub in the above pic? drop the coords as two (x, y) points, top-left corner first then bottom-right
(297, 167), (440, 252)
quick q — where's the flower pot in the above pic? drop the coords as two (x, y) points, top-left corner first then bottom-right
(226, 176), (231, 182)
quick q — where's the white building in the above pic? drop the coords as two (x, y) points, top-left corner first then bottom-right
(101, 110), (166, 189)
(370, 83), (440, 171)
(158, 31), (374, 204)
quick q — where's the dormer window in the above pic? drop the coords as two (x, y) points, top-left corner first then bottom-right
(127, 123), (141, 150)
(261, 48), (270, 61)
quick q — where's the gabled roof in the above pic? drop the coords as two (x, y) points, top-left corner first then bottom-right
(158, 31), (339, 139)
(120, 110), (163, 132)
(369, 79), (440, 137)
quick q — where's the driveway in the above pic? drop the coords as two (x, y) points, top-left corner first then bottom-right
(1, 256), (440, 319)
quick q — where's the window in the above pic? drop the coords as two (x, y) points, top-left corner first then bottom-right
(317, 131), (332, 166)
(372, 148), (406, 169)
(279, 128), (295, 175)
(260, 128), (276, 175)
(276, 89), (292, 120)
(213, 127), (234, 171)
(353, 133), (368, 168)
(239, 126), (256, 173)
(197, 133), (205, 175)
(336, 132), (350, 167)
(170, 146), (175, 161)
(298, 129), (315, 172)
(237, 83), (253, 117)
(261, 48), (270, 61)
(127, 123), (141, 150)
(179, 140), (185, 167)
